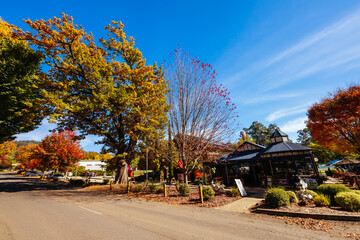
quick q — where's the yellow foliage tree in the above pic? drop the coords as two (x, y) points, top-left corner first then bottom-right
(18, 14), (169, 184)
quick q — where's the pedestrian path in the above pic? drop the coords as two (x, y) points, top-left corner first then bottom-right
(216, 188), (265, 213)
(323, 176), (343, 184)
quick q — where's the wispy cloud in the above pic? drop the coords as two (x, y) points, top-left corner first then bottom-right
(242, 91), (306, 105)
(280, 117), (307, 133)
(265, 103), (311, 122)
(222, 7), (360, 93)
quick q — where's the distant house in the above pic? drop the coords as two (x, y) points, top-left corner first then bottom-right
(78, 160), (106, 171)
(207, 129), (319, 187)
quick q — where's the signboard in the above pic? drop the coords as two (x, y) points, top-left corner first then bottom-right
(235, 179), (247, 197)
(177, 173), (185, 181)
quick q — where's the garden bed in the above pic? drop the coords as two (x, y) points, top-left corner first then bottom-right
(85, 184), (240, 208)
(257, 201), (360, 216)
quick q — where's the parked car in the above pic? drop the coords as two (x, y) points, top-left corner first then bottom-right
(48, 174), (67, 180)
(16, 170), (27, 174)
(25, 171), (43, 177)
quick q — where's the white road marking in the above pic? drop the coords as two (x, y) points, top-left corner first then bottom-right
(78, 206), (103, 215)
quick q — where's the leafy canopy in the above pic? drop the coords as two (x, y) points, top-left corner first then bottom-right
(32, 131), (83, 171)
(243, 121), (278, 146)
(0, 18), (44, 143)
(307, 85), (360, 154)
(19, 14), (169, 183)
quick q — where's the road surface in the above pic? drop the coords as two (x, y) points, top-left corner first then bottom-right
(0, 173), (356, 240)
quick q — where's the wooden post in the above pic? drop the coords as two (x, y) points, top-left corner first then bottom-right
(127, 181), (131, 193)
(225, 163), (229, 185)
(109, 179), (113, 190)
(199, 185), (204, 204)
(202, 164), (206, 184)
(164, 184), (167, 197)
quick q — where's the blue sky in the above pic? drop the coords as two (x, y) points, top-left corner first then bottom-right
(3, 0), (360, 152)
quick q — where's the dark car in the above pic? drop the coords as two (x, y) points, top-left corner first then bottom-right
(16, 170), (27, 174)
(25, 171), (43, 177)
(47, 174), (66, 180)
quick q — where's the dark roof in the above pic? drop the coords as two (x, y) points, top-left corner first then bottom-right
(259, 141), (311, 155)
(218, 150), (259, 163)
(270, 129), (288, 138)
(243, 141), (266, 149)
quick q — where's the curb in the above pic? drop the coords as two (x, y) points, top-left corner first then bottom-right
(251, 207), (360, 221)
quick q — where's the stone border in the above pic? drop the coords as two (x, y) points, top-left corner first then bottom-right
(251, 207), (360, 221)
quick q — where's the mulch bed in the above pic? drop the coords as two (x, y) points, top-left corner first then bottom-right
(256, 201), (360, 240)
(85, 184), (239, 208)
(257, 201), (360, 216)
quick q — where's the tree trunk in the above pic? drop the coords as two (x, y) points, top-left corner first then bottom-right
(115, 159), (128, 184)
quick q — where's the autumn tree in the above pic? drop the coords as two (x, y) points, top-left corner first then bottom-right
(14, 144), (39, 169)
(243, 121), (278, 146)
(32, 131), (83, 171)
(167, 49), (239, 183)
(0, 18), (45, 143)
(0, 141), (16, 169)
(307, 85), (360, 155)
(19, 14), (169, 183)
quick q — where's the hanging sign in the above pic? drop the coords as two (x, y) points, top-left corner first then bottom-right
(178, 161), (183, 168)
(235, 179), (247, 197)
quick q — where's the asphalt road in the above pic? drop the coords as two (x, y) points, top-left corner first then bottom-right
(0, 173), (354, 240)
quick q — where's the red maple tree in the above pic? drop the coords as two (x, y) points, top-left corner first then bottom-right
(32, 131), (84, 171)
(307, 85), (360, 154)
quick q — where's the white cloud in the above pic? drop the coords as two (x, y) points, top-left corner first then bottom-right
(279, 117), (307, 133)
(265, 103), (311, 121)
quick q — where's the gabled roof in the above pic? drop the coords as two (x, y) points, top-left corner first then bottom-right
(235, 141), (265, 152)
(218, 150), (259, 163)
(270, 129), (288, 138)
(259, 141), (310, 155)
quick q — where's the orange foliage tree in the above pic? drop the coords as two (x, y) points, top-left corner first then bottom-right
(16, 14), (168, 184)
(32, 131), (83, 171)
(15, 144), (39, 169)
(307, 85), (360, 154)
(0, 141), (17, 169)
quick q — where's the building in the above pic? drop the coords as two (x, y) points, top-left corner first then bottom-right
(78, 160), (107, 171)
(208, 129), (319, 187)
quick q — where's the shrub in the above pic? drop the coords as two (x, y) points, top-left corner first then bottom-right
(148, 183), (156, 193)
(353, 190), (360, 195)
(287, 191), (298, 203)
(179, 184), (190, 196)
(334, 192), (360, 212)
(132, 184), (143, 193)
(69, 179), (85, 185)
(230, 187), (240, 197)
(202, 186), (215, 200)
(317, 184), (350, 205)
(305, 189), (318, 199)
(265, 188), (290, 208)
(155, 185), (164, 194)
(194, 178), (202, 185)
(313, 194), (330, 207)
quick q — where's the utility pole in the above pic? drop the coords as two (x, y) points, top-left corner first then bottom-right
(146, 138), (149, 183)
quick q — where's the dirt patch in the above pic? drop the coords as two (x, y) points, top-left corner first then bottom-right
(85, 184), (239, 208)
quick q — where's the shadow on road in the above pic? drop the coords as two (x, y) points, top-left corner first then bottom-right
(0, 172), (79, 193)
